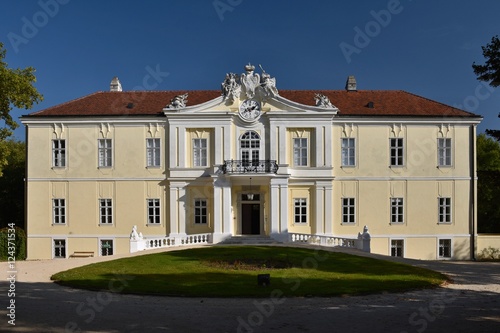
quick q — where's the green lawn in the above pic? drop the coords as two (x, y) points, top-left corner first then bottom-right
(51, 246), (448, 297)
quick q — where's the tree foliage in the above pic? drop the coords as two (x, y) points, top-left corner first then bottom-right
(0, 140), (25, 229)
(476, 134), (500, 233)
(0, 42), (43, 175)
(473, 35), (500, 141)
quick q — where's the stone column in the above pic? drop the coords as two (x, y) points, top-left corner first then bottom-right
(212, 177), (231, 243)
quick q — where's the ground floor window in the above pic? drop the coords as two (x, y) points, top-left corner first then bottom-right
(294, 198), (307, 224)
(342, 198), (355, 224)
(100, 239), (114, 256)
(194, 199), (207, 224)
(54, 239), (66, 258)
(147, 199), (160, 224)
(391, 239), (404, 257)
(439, 239), (452, 258)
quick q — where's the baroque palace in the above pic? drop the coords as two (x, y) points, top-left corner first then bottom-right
(21, 64), (482, 260)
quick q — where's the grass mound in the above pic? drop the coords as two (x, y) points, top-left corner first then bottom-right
(51, 246), (447, 297)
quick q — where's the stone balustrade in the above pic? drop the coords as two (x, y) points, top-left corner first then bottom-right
(130, 233), (211, 253)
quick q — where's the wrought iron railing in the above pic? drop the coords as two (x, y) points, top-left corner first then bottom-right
(222, 160), (279, 174)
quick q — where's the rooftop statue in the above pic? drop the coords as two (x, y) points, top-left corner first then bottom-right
(221, 72), (241, 101)
(314, 93), (335, 109)
(166, 93), (188, 109)
(241, 63), (260, 99)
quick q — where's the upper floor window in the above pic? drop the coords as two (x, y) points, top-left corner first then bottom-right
(147, 199), (161, 224)
(341, 138), (355, 166)
(146, 138), (161, 167)
(99, 199), (113, 224)
(98, 139), (112, 167)
(390, 138), (404, 166)
(438, 197), (451, 223)
(438, 138), (452, 166)
(52, 139), (66, 167)
(294, 198), (307, 224)
(342, 198), (355, 224)
(53, 199), (66, 224)
(391, 197), (404, 224)
(240, 131), (260, 164)
(193, 138), (208, 167)
(293, 138), (308, 166)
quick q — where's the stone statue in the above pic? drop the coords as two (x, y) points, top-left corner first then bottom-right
(130, 225), (143, 240)
(314, 93), (335, 108)
(221, 72), (241, 101)
(166, 93), (188, 109)
(259, 65), (278, 99)
(241, 63), (260, 99)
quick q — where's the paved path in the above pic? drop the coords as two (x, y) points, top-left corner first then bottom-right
(1, 245), (499, 333)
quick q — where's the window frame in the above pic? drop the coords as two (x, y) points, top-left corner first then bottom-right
(342, 197), (356, 224)
(390, 138), (404, 167)
(390, 239), (405, 257)
(193, 138), (208, 167)
(341, 138), (356, 167)
(438, 197), (452, 224)
(293, 138), (308, 167)
(52, 139), (66, 168)
(53, 239), (67, 259)
(438, 138), (452, 167)
(293, 198), (308, 224)
(146, 138), (161, 167)
(194, 199), (208, 224)
(100, 239), (114, 256)
(390, 197), (404, 224)
(98, 139), (113, 168)
(99, 199), (113, 225)
(147, 199), (161, 225)
(52, 198), (66, 225)
(438, 239), (452, 259)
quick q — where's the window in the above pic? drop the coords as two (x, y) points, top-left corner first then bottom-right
(438, 138), (452, 166)
(439, 239), (452, 258)
(293, 138), (308, 166)
(240, 131), (260, 166)
(54, 239), (66, 258)
(53, 199), (66, 224)
(391, 198), (404, 223)
(294, 198), (307, 224)
(342, 198), (355, 224)
(99, 199), (113, 224)
(341, 138), (355, 166)
(391, 239), (404, 257)
(147, 199), (160, 224)
(100, 239), (114, 256)
(194, 199), (207, 224)
(390, 138), (404, 166)
(52, 139), (66, 167)
(438, 197), (451, 223)
(146, 138), (161, 167)
(98, 139), (112, 167)
(193, 138), (207, 167)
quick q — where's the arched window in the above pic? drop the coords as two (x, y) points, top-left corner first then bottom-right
(240, 131), (260, 165)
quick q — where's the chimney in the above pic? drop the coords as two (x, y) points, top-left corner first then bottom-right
(110, 77), (122, 92)
(345, 75), (357, 91)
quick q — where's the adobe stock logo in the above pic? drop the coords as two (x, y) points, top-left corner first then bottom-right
(7, 0), (71, 53)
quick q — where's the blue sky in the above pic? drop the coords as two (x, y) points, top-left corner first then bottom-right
(1, 0), (499, 140)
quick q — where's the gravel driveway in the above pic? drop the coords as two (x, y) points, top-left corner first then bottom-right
(1, 245), (499, 333)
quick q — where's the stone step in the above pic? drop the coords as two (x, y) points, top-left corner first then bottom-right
(218, 236), (282, 245)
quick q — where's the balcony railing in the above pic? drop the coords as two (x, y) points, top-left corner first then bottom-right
(222, 160), (279, 174)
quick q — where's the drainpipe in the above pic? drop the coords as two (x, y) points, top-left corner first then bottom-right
(470, 124), (477, 261)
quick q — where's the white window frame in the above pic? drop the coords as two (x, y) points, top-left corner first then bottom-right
(390, 239), (405, 257)
(194, 199), (207, 224)
(390, 138), (404, 166)
(53, 238), (67, 259)
(438, 197), (452, 224)
(98, 139), (113, 167)
(390, 197), (404, 224)
(438, 138), (452, 167)
(342, 198), (355, 224)
(147, 199), (161, 224)
(438, 238), (452, 259)
(52, 198), (66, 225)
(52, 139), (66, 168)
(146, 138), (161, 167)
(341, 138), (356, 167)
(193, 138), (208, 167)
(294, 198), (307, 224)
(99, 199), (113, 225)
(293, 138), (308, 167)
(240, 131), (260, 165)
(100, 239), (114, 256)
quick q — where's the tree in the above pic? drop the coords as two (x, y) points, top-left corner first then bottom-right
(472, 35), (500, 141)
(476, 134), (500, 233)
(0, 140), (25, 229)
(0, 42), (43, 175)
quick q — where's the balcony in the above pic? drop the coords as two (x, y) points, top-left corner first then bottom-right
(222, 160), (279, 174)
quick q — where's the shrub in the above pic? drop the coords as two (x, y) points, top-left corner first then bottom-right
(0, 226), (27, 260)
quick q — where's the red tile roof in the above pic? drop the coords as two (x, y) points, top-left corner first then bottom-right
(25, 90), (479, 118)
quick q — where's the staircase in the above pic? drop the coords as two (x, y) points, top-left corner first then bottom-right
(218, 235), (282, 245)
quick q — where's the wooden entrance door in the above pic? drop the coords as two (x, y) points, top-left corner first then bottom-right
(242, 203), (260, 235)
